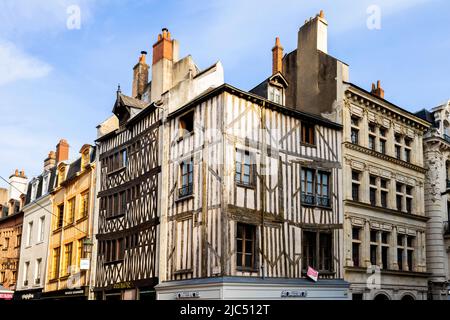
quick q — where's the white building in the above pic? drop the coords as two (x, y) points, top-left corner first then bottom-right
(417, 102), (450, 300)
(14, 152), (57, 300)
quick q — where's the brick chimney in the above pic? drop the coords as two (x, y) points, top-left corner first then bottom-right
(371, 80), (385, 99)
(152, 28), (174, 65)
(132, 51), (149, 99)
(56, 139), (69, 164)
(272, 37), (283, 75)
(44, 151), (56, 170)
(151, 28), (179, 102)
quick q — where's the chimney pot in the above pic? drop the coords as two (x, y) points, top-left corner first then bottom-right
(371, 80), (385, 99)
(319, 10), (325, 18)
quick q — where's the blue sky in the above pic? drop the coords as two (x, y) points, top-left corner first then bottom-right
(0, 0), (449, 187)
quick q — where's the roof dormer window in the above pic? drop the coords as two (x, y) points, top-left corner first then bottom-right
(269, 85), (283, 104)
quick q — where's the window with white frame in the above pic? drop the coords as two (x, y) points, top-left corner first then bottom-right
(42, 174), (49, 194)
(23, 261), (30, 286)
(35, 258), (42, 284)
(26, 221), (33, 247)
(350, 116), (360, 145)
(38, 216), (45, 242)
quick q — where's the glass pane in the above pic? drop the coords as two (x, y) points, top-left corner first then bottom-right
(243, 164), (250, 175)
(245, 254), (252, 268)
(237, 224), (243, 239)
(236, 240), (243, 253)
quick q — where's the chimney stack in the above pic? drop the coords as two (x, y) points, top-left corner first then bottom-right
(298, 10), (328, 54)
(152, 28), (174, 65)
(272, 37), (284, 75)
(56, 139), (69, 164)
(132, 51), (149, 99)
(151, 28), (180, 102)
(8, 169), (28, 201)
(44, 151), (56, 170)
(371, 80), (385, 99)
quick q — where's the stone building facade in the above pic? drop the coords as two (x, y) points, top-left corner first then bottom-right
(42, 142), (97, 300)
(416, 101), (450, 300)
(280, 11), (431, 300)
(14, 149), (58, 300)
(0, 170), (28, 294)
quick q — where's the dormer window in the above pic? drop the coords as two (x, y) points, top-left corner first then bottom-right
(42, 174), (49, 194)
(269, 86), (283, 104)
(31, 181), (39, 201)
(58, 167), (66, 187)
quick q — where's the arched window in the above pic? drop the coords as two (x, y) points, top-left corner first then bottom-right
(374, 293), (390, 301)
(401, 294), (415, 301)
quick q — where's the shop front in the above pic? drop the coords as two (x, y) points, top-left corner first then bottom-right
(155, 277), (350, 300)
(41, 286), (89, 300)
(0, 285), (14, 301)
(13, 288), (43, 300)
(95, 278), (158, 300)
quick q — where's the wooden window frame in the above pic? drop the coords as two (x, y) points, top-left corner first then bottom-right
(301, 123), (316, 146)
(235, 149), (255, 188)
(178, 158), (194, 199)
(302, 230), (334, 274)
(236, 223), (258, 272)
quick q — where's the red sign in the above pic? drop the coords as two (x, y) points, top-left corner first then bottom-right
(0, 293), (13, 300)
(306, 266), (319, 282)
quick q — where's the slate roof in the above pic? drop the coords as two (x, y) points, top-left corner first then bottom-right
(118, 93), (149, 110)
(24, 166), (57, 206)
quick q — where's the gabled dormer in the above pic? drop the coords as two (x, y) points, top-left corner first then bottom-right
(56, 162), (68, 188)
(112, 86), (149, 127)
(80, 144), (93, 170)
(249, 37), (289, 105)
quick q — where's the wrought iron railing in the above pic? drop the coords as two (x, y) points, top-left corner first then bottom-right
(301, 193), (315, 206)
(178, 184), (193, 198)
(317, 196), (331, 208)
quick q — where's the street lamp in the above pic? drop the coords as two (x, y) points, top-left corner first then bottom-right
(83, 238), (93, 256)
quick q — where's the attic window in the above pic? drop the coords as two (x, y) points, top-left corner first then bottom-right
(269, 86), (282, 104)
(179, 111), (194, 137)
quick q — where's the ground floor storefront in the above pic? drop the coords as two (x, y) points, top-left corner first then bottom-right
(40, 286), (90, 300)
(0, 285), (14, 300)
(345, 267), (429, 300)
(13, 288), (43, 300)
(155, 277), (350, 300)
(94, 278), (157, 300)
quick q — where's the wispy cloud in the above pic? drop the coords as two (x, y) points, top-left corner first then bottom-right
(0, 41), (52, 86)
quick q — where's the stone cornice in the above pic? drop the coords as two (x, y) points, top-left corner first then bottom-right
(343, 142), (426, 173)
(344, 85), (430, 131)
(345, 199), (429, 223)
(344, 266), (431, 278)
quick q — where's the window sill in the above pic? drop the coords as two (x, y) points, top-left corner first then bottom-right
(176, 194), (194, 202)
(76, 215), (89, 224)
(107, 166), (126, 176)
(177, 132), (194, 143)
(235, 182), (255, 190)
(300, 142), (317, 148)
(52, 228), (62, 234)
(105, 213), (125, 221)
(64, 222), (75, 230)
(48, 278), (59, 283)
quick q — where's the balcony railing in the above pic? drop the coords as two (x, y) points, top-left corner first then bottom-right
(301, 193), (331, 208)
(178, 184), (193, 198)
(301, 193), (315, 206)
(317, 196), (331, 208)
